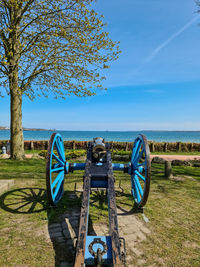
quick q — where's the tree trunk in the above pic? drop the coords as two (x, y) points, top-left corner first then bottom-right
(10, 72), (24, 160)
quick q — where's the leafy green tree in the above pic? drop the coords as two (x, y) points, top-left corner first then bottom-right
(0, 0), (120, 159)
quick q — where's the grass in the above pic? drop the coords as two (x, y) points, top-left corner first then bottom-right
(137, 164), (200, 266)
(0, 158), (199, 266)
(25, 149), (200, 156)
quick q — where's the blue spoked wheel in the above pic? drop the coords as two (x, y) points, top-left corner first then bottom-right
(131, 134), (150, 207)
(46, 133), (68, 206)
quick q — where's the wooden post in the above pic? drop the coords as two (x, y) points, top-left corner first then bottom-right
(164, 143), (168, 152)
(125, 142), (128, 151)
(190, 143), (193, 152)
(177, 142), (181, 152)
(30, 141), (34, 150)
(45, 141), (48, 150)
(110, 141), (113, 151)
(165, 161), (173, 179)
(73, 141), (76, 150)
(151, 142), (155, 152)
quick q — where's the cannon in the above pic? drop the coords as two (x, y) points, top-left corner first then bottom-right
(46, 133), (151, 266)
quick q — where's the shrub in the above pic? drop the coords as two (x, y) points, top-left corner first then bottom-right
(38, 150), (47, 158)
(65, 150), (86, 159)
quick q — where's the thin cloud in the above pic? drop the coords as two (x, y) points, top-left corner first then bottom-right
(133, 16), (200, 76)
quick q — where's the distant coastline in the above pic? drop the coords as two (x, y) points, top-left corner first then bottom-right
(0, 129), (200, 142)
(0, 126), (54, 131)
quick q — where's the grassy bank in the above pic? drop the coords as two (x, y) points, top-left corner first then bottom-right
(0, 158), (199, 266)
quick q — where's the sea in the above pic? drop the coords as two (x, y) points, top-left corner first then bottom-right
(0, 130), (200, 143)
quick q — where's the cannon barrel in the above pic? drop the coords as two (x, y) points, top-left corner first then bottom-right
(92, 137), (107, 162)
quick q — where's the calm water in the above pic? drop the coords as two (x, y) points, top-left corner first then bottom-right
(1, 130), (200, 142)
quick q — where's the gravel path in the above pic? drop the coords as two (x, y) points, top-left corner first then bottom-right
(151, 155), (200, 161)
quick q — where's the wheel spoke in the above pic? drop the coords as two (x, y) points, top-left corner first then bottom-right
(137, 162), (145, 168)
(134, 175), (143, 197)
(52, 171), (64, 188)
(52, 172), (64, 201)
(135, 170), (145, 182)
(133, 149), (144, 165)
(52, 153), (64, 166)
(51, 166), (64, 173)
(55, 140), (65, 162)
(131, 139), (141, 161)
(132, 178), (141, 203)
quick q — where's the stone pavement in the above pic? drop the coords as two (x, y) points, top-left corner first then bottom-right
(0, 179), (15, 195)
(47, 193), (150, 266)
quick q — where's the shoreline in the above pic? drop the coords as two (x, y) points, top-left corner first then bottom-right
(1, 129), (200, 143)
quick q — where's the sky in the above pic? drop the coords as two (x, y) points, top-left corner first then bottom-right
(1, 0), (200, 131)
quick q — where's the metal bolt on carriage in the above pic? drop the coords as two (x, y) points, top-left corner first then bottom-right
(46, 133), (151, 266)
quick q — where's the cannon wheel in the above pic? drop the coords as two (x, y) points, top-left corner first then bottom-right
(46, 133), (66, 206)
(131, 134), (150, 207)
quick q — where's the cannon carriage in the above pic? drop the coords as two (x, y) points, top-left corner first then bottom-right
(46, 133), (151, 266)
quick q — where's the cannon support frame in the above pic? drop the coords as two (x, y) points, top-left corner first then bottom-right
(46, 133), (151, 266)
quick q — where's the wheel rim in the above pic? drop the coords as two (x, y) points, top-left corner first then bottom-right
(46, 133), (67, 206)
(131, 134), (150, 207)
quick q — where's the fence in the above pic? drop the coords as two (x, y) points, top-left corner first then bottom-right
(0, 140), (200, 152)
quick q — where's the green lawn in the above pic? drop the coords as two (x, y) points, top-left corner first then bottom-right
(24, 149), (200, 156)
(0, 158), (199, 266)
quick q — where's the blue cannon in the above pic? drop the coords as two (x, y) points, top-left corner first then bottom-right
(46, 133), (151, 266)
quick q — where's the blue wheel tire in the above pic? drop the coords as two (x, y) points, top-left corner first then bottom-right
(131, 134), (150, 207)
(46, 133), (66, 206)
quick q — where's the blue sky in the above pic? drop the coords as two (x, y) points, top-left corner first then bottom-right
(1, 0), (200, 131)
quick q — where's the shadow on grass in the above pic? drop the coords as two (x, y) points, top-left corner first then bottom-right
(0, 187), (47, 214)
(0, 183), (145, 266)
(0, 186), (97, 266)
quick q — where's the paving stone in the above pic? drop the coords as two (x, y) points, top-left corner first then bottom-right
(60, 262), (73, 267)
(56, 237), (66, 243)
(62, 221), (69, 230)
(69, 219), (79, 228)
(48, 223), (61, 229)
(0, 180), (15, 195)
(49, 231), (63, 239)
(63, 229), (72, 239)
(71, 211), (80, 217)
(49, 226), (62, 233)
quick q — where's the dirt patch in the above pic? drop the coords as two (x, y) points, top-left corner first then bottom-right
(171, 176), (185, 182)
(183, 241), (200, 249)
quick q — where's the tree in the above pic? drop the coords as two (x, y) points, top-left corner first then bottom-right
(0, 0), (120, 159)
